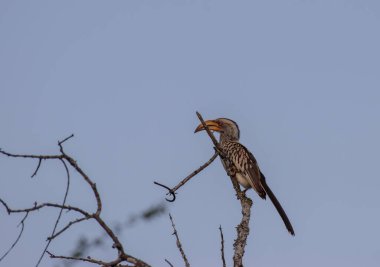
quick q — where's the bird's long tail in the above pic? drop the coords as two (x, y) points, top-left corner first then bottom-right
(260, 171), (295, 236)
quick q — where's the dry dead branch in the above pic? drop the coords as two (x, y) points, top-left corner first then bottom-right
(0, 135), (150, 267)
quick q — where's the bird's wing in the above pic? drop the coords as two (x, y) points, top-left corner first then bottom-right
(223, 141), (295, 235)
(223, 141), (266, 198)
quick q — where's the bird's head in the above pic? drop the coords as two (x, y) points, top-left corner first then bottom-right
(194, 118), (240, 141)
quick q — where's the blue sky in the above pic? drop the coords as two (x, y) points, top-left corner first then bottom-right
(1, 1), (380, 266)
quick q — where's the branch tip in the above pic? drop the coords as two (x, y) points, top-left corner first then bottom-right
(169, 214), (190, 267)
(31, 158), (42, 178)
(58, 134), (74, 146)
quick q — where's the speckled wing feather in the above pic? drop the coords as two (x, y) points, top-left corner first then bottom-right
(222, 141), (295, 235)
(221, 141), (266, 198)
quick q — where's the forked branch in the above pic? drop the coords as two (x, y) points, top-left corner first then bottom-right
(0, 135), (150, 267)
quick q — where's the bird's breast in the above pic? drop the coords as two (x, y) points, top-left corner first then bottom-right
(235, 172), (251, 188)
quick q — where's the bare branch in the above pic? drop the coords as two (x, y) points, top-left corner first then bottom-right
(48, 249), (143, 267)
(156, 112), (252, 266)
(171, 152), (218, 194)
(154, 152), (218, 202)
(63, 156), (102, 215)
(232, 196), (252, 267)
(195, 111), (220, 149)
(153, 112), (224, 203)
(0, 149), (63, 160)
(165, 259), (174, 267)
(0, 200), (91, 217)
(36, 158), (71, 267)
(0, 212), (29, 261)
(47, 251), (109, 266)
(195, 111), (252, 267)
(58, 134), (75, 149)
(219, 225), (226, 267)
(1, 135), (101, 216)
(225, 177), (252, 267)
(120, 253), (151, 267)
(47, 217), (88, 241)
(153, 182), (176, 202)
(1, 137), (151, 267)
(93, 214), (124, 252)
(31, 158), (42, 178)
(169, 214), (190, 267)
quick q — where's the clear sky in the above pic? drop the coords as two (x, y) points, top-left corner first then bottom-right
(1, 1), (380, 266)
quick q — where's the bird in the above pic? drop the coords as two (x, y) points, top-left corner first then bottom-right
(194, 118), (295, 236)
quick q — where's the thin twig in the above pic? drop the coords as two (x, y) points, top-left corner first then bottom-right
(154, 152), (218, 202)
(58, 134), (75, 149)
(0, 200), (90, 217)
(35, 159), (71, 267)
(63, 156), (102, 215)
(154, 112), (224, 202)
(47, 251), (108, 265)
(93, 214), (124, 252)
(1, 135), (101, 217)
(165, 259), (174, 267)
(0, 149), (62, 159)
(153, 182), (176, 202)
(169, 214), (190, 267)
(1, 136), (152, 267)
(195, 111), (220, 149)
(59, 135), (102, 215)
(219, 225), (226, 267)
(47, 217), (88, 241)
(0, 212), (29, 261)
(171, 152), (218, 193)
(31, 158), (42, 178)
